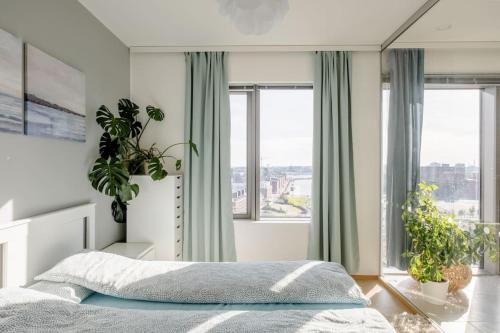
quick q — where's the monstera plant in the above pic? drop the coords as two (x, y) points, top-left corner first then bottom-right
(88, 99), (198, 223)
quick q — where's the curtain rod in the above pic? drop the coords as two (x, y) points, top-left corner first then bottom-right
(382, 73), (500, 85)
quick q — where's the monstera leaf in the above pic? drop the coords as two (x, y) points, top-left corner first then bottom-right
(176, 159), (182, 171)
(111, 197), (127, 223)
(118, 98), (139, 120)
(129, 120), (142, 138)
(96, 105), (130, 137)
(147, 157), (168, 180)
(88, 157), (129, 196)
(146, 105), (165, 121)
(118, 183), (139, 202)
(99, 132), (120, 159)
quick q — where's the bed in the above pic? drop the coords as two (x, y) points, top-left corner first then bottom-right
(0, 204), (395, 332)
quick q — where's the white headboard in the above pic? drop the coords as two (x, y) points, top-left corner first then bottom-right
(0, 203), (95, 287)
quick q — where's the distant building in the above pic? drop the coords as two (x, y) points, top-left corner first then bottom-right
(260, 181), (272, 200)
(270, 175), (287, 194)
(420, 163), (479, 201)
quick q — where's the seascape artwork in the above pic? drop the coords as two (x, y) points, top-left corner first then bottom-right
(25, 44), (86, 142)
(0, 29), (23, 134)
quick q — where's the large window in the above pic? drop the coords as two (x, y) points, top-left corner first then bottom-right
(420, 89), (481, 220)
(230, 85), (313, 220)
(382, 87), (482, 270)
(383, 88), (481, 221)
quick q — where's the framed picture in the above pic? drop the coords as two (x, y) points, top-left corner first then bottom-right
(25, 44), (86, 142)
(0, 29), (23, 134)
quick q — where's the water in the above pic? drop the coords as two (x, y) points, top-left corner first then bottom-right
(26, 101), (85, 142)
(0, 92), (23, 133)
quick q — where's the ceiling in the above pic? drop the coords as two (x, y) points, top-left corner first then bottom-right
(395, 0), (500, 45)
(79, 0), (428, 49)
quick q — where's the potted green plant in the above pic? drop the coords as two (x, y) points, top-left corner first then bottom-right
(403, 183), (467, 305)
(88, 99), (198, 223)
(443, 220), (498, 292)
(403, 183), (499, 303)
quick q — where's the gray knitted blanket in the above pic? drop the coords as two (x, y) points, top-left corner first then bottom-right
(0, 288), (394, 333)
(35, 251), (369, 305)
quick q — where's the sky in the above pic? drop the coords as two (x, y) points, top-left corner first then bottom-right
(230, 89), (313, 168)
(382, 89), (480, 167)
(232, 88), (480, 169)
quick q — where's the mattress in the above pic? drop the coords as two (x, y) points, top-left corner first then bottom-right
(83, 292), (365, 311)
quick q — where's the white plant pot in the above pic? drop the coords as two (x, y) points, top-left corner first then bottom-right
(420, 280), (449, 305)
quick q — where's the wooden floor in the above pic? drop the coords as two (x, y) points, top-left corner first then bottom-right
(353, 277), (415, 320)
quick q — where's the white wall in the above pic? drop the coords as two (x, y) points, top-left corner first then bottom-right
(425, 48), (500, 74)
(382, 48), (500, 74)
(0, 0), (130, 249)
(131, 51), (381, 275)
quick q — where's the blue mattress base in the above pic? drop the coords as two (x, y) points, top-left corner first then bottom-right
(82, 293), (365, 311)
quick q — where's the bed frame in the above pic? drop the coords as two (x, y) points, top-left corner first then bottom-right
(0, 203), (95, 288)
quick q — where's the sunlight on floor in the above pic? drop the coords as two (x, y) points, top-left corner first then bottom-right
(364, 284), (383, 299)
(383, 275), (500, 333)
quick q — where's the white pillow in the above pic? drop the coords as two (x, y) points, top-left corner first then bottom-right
(28, 281), (93, 303)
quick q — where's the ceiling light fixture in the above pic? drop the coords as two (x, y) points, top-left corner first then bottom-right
(217, 0), (289, 35)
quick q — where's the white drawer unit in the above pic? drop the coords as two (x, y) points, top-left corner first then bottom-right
(102, 242), (155, 260)
(127, 175), (183, 260)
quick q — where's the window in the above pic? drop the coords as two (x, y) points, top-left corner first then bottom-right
(382, 88), (481, 221)
(230, 93), (248, 216)
(229, 85), (313, 220)
(382, 87), (482, 270)
(420, 89), (481, 221)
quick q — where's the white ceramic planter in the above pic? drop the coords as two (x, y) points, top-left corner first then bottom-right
(420, 280), (449, 305)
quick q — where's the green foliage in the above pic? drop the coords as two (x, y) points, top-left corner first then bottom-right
(146, 105), (165, 121)
(99, 132), (119, 159)
(147, 157), (168, 181)
(89, 158), (129, 196)
(96, 105), (130, 137)
(403, 183), (499, 283)
(89, 99), (198, 223)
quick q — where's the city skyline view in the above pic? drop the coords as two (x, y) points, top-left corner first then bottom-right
(230, 89), (313, 217)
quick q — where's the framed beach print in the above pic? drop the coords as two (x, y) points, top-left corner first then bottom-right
(0, 28), (23, 134)
(25, 44), (86, 142)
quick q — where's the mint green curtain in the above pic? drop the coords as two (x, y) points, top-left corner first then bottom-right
(183, 52), (236, 262)
(308, 51), (359, 273)
(385, 49), (424, 270)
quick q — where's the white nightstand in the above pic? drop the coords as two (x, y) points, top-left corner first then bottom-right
(102, 242), (155, 260)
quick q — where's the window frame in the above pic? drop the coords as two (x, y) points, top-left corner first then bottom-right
(229, 84), (313, 221)
(381, 84), (487, 272)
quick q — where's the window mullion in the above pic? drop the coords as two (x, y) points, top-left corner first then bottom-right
(246, 90), (255, 220)
(251, 86), (261, 221)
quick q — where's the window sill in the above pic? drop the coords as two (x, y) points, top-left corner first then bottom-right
(234, 219), (310, 224)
